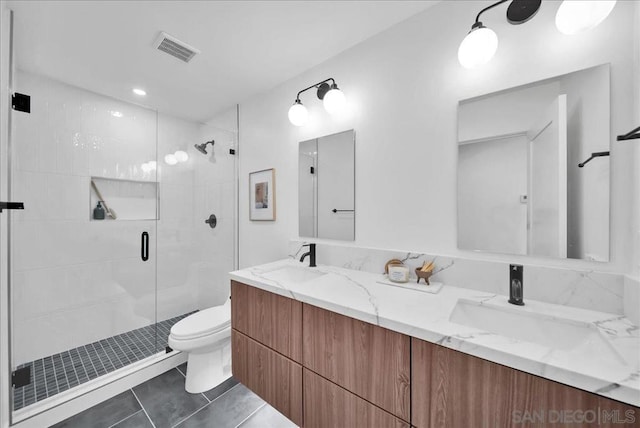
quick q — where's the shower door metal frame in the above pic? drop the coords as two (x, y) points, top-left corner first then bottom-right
(0, 7), (15, 428)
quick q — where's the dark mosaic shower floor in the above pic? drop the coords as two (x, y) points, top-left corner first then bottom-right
(13, 312), (195, 411)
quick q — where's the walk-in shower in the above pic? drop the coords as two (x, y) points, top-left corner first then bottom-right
(1, 6), (238, 424)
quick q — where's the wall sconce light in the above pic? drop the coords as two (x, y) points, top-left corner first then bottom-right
(458, 0), (541, 69)
(555, 1), (616, 35)
(288, 78), (346, 126)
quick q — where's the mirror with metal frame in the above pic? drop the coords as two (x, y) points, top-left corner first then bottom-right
(299, 129), (355, 240)
(457, 64), (610, 261)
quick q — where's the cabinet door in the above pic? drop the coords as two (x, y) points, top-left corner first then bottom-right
(412, 338), (639, 428)
(231, 281), (302, 362)
(303, 303), (411, 422)
(304, 369), (409, 428)
(232, 330), (303, 427)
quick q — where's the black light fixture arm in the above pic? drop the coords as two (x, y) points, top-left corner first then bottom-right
(617, 125), (640, 141)
(578, 151), (610, 168)
(295, 78), (336, 101)
(475, 0), (509, 23)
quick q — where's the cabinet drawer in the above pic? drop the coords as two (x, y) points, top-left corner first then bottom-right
(412, 338), (639, 428)
(303, 303), (410, 422)
(304, 369), (409, 428)
(231, 330), (303, 427)
(231, 281), (302, 362)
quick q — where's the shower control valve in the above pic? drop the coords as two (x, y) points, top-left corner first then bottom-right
(205, 214), (217, 229)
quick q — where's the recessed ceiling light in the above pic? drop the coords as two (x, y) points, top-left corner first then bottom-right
(110, 111), (123, 118)
(133, 88), (147, 96)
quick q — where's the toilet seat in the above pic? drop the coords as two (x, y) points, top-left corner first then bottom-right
(170, 300), (231, 341)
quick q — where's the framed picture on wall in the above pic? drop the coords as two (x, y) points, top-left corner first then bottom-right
(249, 168), (276, 221)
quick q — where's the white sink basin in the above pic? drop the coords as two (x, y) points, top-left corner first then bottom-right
(260, 265), (327, 284)
(449, 299), (624, 363)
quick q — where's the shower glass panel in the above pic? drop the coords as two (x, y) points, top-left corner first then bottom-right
(156, 118), (238, 346)
(9, 71), (160, 413)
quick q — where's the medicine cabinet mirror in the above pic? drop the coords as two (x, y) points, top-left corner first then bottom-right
(457, 64), (610, 262)
(299, 129), (355, 241)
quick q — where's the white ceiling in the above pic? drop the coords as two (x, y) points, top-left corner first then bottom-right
(7, 1), (436, 122)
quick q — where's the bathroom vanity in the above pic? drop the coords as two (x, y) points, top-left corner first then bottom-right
(230, 260), (639, 427)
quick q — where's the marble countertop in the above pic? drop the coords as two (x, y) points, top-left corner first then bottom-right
(230, 259), (640, 407)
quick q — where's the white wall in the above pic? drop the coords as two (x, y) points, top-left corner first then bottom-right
(298, 139), (316, 238)
(560, 66), (610, 261)
(458, 136), (528, 255)
(458, 81), (561, 142)
(238, 0), (637, 277)
(316, 130), (355, 240)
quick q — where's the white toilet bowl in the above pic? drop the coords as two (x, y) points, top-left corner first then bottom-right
(168, 299), (232, 393)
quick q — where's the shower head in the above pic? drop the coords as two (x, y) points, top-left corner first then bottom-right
(194, 140), (215, 155)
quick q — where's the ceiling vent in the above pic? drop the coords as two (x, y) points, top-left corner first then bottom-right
(155, 32), (200, 63)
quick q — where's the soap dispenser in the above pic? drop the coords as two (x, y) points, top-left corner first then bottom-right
(93, 201), (105, 220)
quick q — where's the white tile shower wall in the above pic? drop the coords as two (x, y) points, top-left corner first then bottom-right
(239, 2), (638, 287)
(10, 71), (214, 366)
(155, 112), (237, 322)
(289, 241), (625, 315)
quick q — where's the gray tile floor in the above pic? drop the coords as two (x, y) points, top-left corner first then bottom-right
(13, 312), (194, 411)
(51, 364), (299, 428)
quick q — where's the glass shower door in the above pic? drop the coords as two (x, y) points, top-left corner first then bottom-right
(8, 70), (159, 413)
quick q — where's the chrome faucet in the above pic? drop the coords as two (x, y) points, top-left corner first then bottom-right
(300, 243), (316, 267)
(508, 264), (524, 306)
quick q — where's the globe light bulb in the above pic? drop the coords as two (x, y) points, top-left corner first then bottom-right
(458, 23), (498, 69)
(141, 162), (151, 173)
(164, 154), (178, 165)
(323, 87), (347, 115)
(555, 1), (616, 35)
(288, 100), (308, 126)
(174, 150), (189, 162)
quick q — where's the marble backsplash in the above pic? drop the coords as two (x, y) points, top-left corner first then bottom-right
(289, 241), (630, 318)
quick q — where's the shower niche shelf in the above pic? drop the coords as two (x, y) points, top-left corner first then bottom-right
(90, 177), (158, 221)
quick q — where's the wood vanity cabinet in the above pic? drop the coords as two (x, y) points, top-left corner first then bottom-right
(303, 369), (409, 428)
(231, 281), (411, 427)
(412, 338), (639, 428)
(231, 281), (303, 426)
(231, 280), (302, 361)
(302, 303), (411, 422)
(232, 330), (303, 426)
(231, 281), (638, 428)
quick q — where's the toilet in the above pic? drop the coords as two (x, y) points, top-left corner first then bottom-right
(168, 299), (232, 393)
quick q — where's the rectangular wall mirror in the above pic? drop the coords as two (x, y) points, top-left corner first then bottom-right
(457, 64), (610, 262)
(299, 129), (355, 241)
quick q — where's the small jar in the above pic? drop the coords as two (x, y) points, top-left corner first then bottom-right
(388, 265), (410, 283)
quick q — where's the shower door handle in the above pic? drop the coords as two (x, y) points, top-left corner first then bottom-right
(141, 232), (149, 262)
